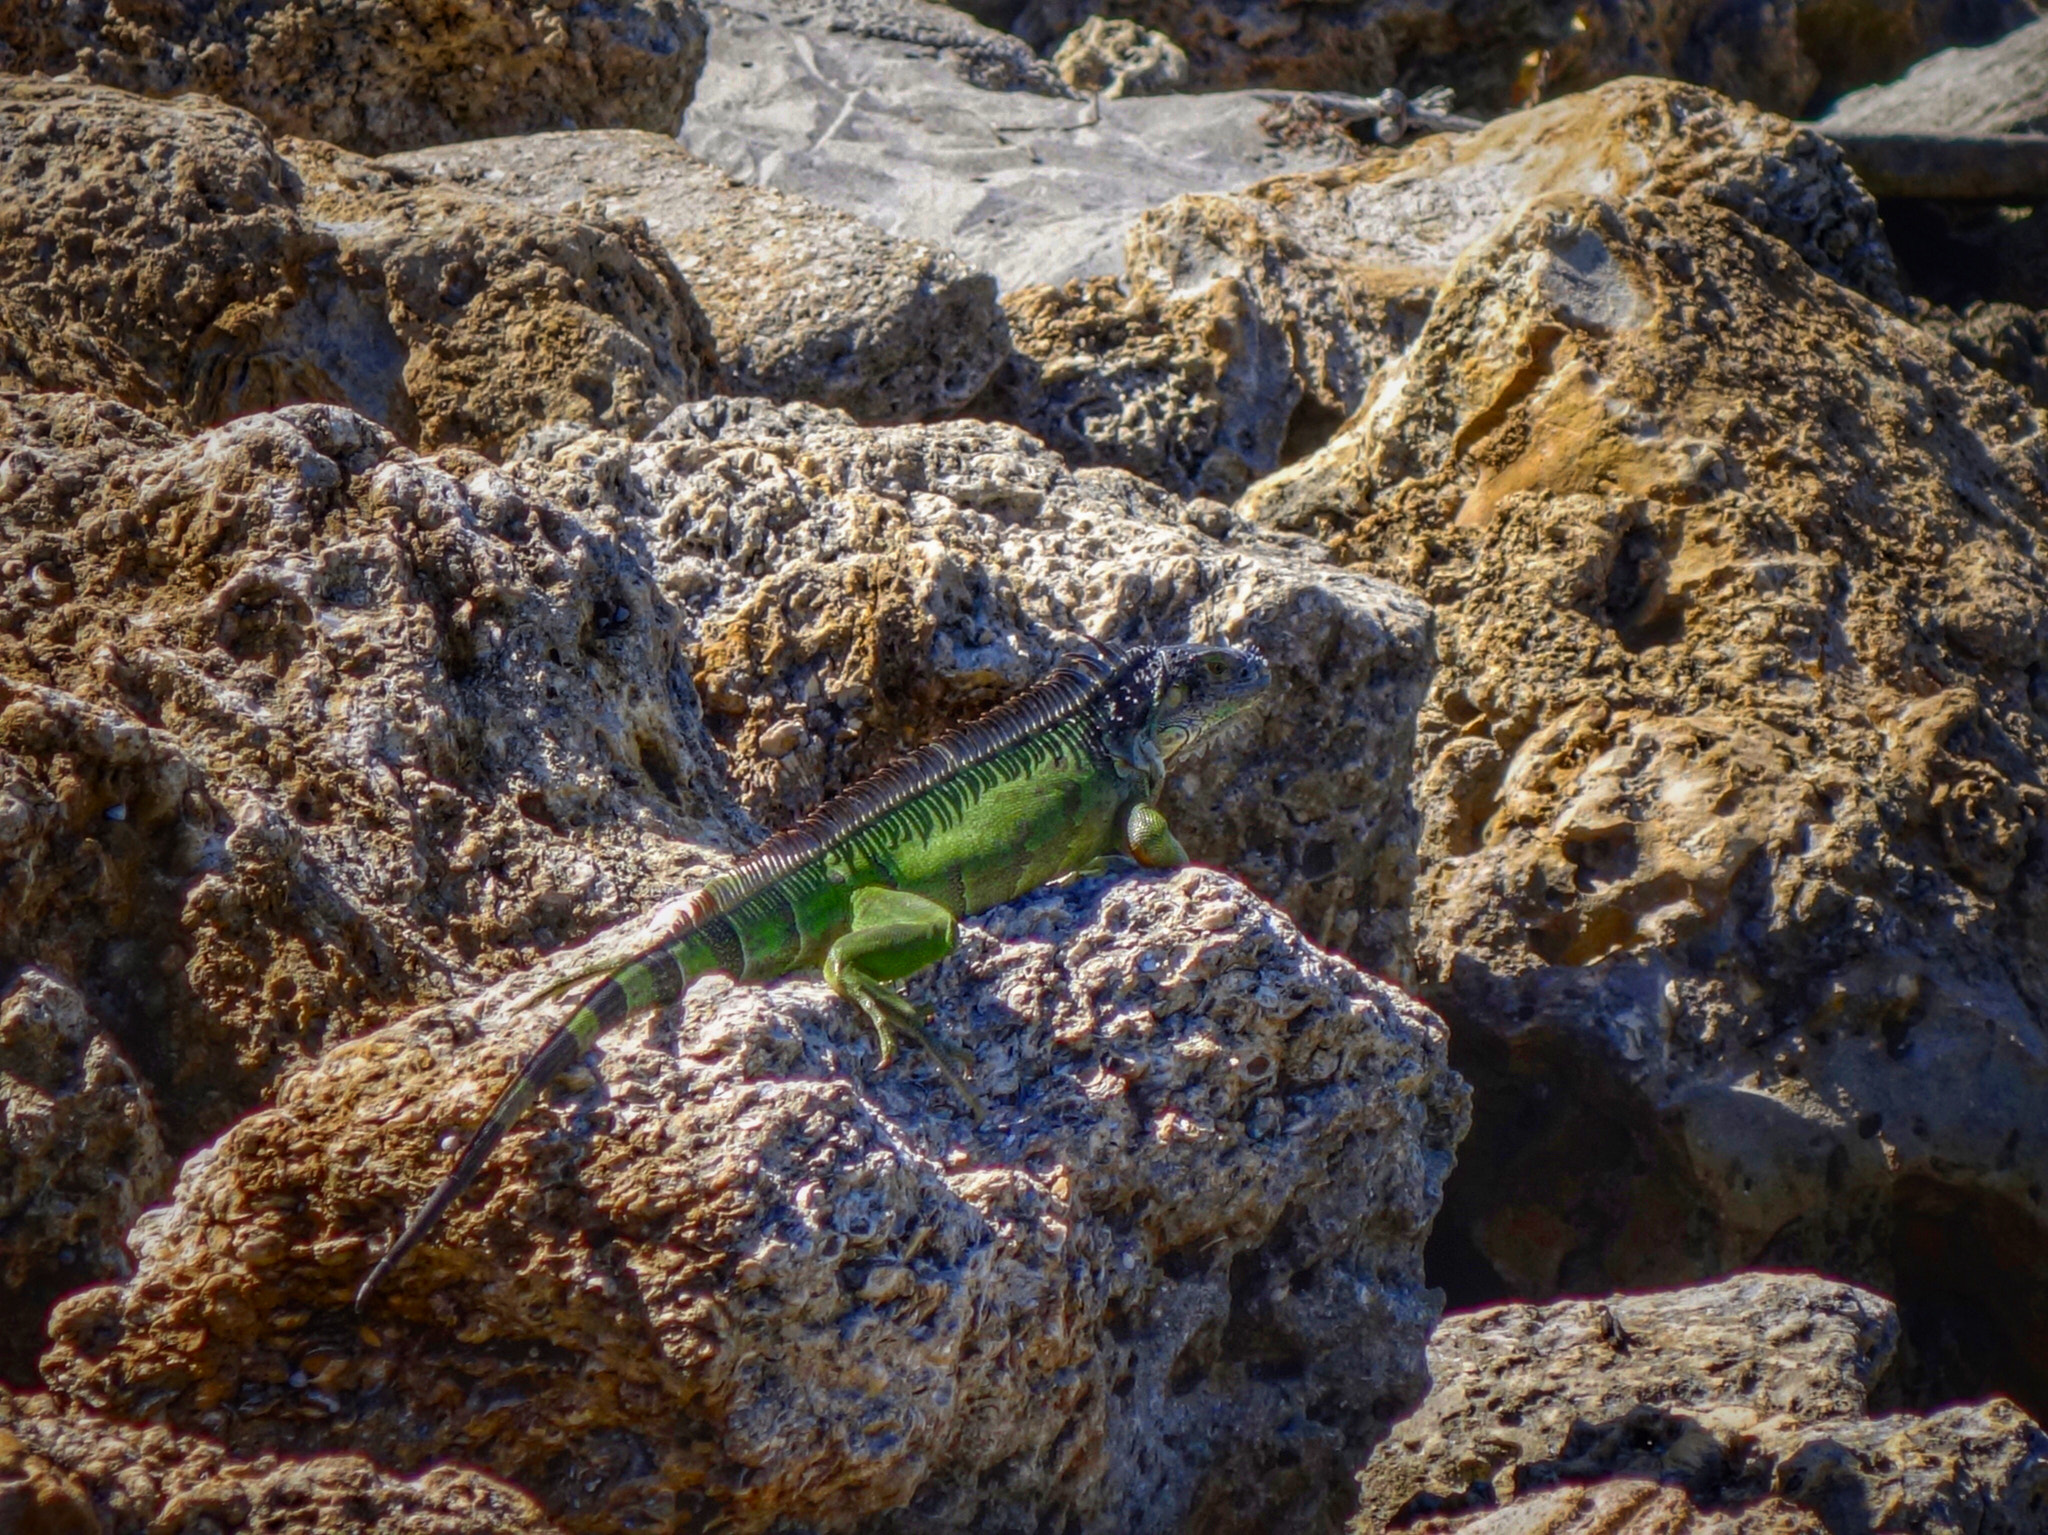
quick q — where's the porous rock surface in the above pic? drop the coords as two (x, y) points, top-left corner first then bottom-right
(1006, 0), (2033, 115)
(512, 399), (1434, 977)
(1239, 174), (2048, 1410)
(0, 1386), (564, 1535)
(1359, 1275), (2048, 1535)
(379, 131), (1004, 424)
(282, 138), (712, 455)
(979, 78), (1904, 502)
(0, 80), (713, 453)
(0, 971), (168, 1376)
(41, 867), (1468, 1535)
(0, 0), (707, 157)
(0, 392), (749, 1148)
(1052, 17), (1190, 98)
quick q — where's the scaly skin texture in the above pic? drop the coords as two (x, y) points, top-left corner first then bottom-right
(355, 642), (1270, 1304)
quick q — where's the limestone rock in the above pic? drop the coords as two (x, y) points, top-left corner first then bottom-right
(0, 1387), (563, 1535)
(282, 139), (713, 455)
(1010, 0), (2034, 115)
(1238, 179), (2048, 1414)
(1360, 1275), (1898, 1524)
(980, 78), (1904, 501)
(679, 0), (1355, 290)
(1399, 1481), (1826, 1534)
(1053, 18), (1190, 99)
(0, 0), (707, 157)
(0, 972), (168, 1380)
(378, 131), (1003, 424)
(1929, 303), (2048, 409)
(511, 401), (1434, 977)
(0, 81), (713, 454)
(0, 393), (749, 1146)
(40, 868), (1467, 1535)
(1358, 1277), (2048, 1535)
(1819, 14), (2048, 135)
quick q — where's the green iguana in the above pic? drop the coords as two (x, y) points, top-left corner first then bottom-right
(355, 642), (1270, 1307)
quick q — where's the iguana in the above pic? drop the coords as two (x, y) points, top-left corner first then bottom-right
(355, 642), (1270, 1307)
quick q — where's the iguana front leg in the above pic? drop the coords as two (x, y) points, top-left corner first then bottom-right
(823, 887), (984, 1120)
(1126, 802), (1189, 868)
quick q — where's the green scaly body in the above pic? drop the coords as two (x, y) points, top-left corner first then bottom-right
(356, 642), (1269, 1306)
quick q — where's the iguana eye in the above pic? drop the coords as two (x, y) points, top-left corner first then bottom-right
(1205, 655), (1229, 677)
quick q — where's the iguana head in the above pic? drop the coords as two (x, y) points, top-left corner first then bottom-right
(1145, 642), (1270, 762)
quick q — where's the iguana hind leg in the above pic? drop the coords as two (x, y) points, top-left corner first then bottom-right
(823, 887), (984, 1120)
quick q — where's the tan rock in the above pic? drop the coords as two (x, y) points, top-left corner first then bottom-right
(0, 81), (713, 454)
(0, 0), (706, 157)
(1053, 17), (1190, 99)
(41, 867), (1467, 1535)
(1239, 177), (2048, 1411)
(378, 131), (1003, 425)
(0, 1386), (563, 1534)
(1357, 1277), (2048, 1535)
(1010, 0), (2034, 113)
(0, 394), (748, 1146)
(0, 971), (168, 1380)
(512, 400), (1434, 977)
(282, 139), (712, 455)
(1403, 1481), (1826, 1535)
(980, 79), (1902, 501)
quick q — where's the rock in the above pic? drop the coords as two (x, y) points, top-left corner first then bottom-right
(1009, 0), (2036, 116)
(281, 138), (713, 455)
(678, 0), (1357, 290)
(0, 0), (707, 157)
(511, 401), (1435, 977)
(0, 80), (714, 454)
(1358, 1276), (2048, 1535)
(0, 1386), (564, 1535)
(1359, 1274), (1898, 1525)
(1238, 172), (2048, 1416)
(979, 78), (1904, 501)
(1819, 15), (2048, 135)
(1929, 303), (2048, 409)
(40, 867), (1468, 1535)
(1399, 1481), (1827, 1533)
(0, 971), (168, 1381)
(1053, 18), (1190, 99)
(0, 393), (749, 1146)
(378, 131), (1003, 424)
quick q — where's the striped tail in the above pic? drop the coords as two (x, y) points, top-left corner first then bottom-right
(355, 933), (711, 1308)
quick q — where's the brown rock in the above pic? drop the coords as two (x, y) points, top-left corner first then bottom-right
(0, 1386), (563, 1534)
(378, 131), (1003, 425)
(0, 393), (748, 1147)
(1052, 17), (1190, 98)
(0, 971), (168, 1381)
(1402, 1482), (1826, 1534)
(0, 0), (707, 157)
(513, 400), (1435, 978)
(1929, 303), (2048, 410)
(0, 80), (713, 454)
(40, 868), (1467, 1535)
(1358, 1276), (2048, 1535)
(282, 139), (712, 456)
(980, 79), (1902, 502)
(1239, 172), (2048, 1414)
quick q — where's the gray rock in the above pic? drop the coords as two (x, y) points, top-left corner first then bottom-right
(512, 402), (1434, 978)
(1359, 1276), (2048, 1535)
(42, 869), (1468, 1535)
(379, 131), (1005, 424)
(1820, 16), (2048, 136)
(0, 0), (707, 158)
(678, 0), (1355, 290)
